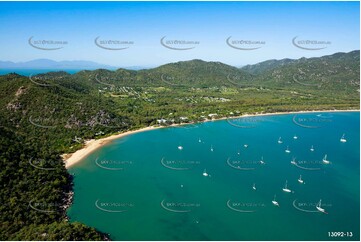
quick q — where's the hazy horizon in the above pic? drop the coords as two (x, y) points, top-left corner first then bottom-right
(0, 1), (359, 67)
(0, 49), (359, 71)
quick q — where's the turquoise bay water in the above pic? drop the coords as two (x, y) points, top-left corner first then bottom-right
(68, 112), (360, 241)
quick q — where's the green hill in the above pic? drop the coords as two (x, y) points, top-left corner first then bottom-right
(0, 50), (359, 240)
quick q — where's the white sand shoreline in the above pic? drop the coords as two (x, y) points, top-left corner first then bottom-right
(62, 109), (359, 168)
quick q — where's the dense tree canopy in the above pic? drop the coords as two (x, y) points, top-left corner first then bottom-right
(0, 50), (359, 240)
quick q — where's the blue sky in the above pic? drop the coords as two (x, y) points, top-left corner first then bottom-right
(0, 1), (359, 67)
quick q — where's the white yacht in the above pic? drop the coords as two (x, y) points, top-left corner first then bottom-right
(252, 183), (256, 190)
(293, 135), (298, 140)
(316, 199), (327, 214)
(178, 145), (183, 150)
(340, 134), (347, 143)
(285, 146), (291, 153)
(278, 137), (283, 144)
(202, 169), (209, 177)
(310, 145), (314, 152)
(282, 180), (292, 193)
(272, 195), (279, 206)
(298, 175), (304, 184)
(322, 154), (330, 164)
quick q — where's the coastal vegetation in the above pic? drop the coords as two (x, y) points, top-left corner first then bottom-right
(0, 50), (359, 240)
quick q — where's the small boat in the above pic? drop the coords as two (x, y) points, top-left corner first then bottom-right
(198, 138), (202, 143)
(272, 195), (279, 206)
(210, 145), (214, 152)
(291, 157), (297, 165)
(244, 144), (248, 148)
(322, 154), (330, 164)
(278, 137), (283, 144)
(285, 146), (291, 153)
(310, 145), (314, 152)
(237, 150), (240, 155)
(316, 199), (328, 214)
(340, 134), (347, 143)
(252, 183), (256, 190)
(282, 180), (292, 193)
(178, 145), (183, 150)
(202, 169), (209, 177)
(293, 135), (298, 140)
(260, 156), (265, 165)
(298, 175), (304, 184)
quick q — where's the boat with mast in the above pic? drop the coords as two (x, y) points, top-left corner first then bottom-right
(298, 175), (304, 184)
(252, 183), (256, 190)
(272, 195), (279, 206)
(316, 199), (328, 214)
(322, 154), (330, 164)
(282, 180), (292, 193)
(340, 134), (347, 143)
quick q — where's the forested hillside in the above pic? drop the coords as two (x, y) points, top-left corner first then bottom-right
(0, 50), (359, 240)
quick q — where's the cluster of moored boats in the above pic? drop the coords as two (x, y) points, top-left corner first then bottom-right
(177, 133), (347, 214)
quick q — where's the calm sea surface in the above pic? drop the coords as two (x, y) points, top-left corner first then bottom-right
(68, 112), (360, 240)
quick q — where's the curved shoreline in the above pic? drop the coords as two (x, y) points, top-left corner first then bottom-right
(62, 109), (359, 168)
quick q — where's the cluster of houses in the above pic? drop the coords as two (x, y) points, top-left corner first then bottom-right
(156, 113), (220, 125)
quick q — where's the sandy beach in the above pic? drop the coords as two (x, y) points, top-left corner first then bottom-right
(63, 109), (359, 168)
(63, 126), (159, 168)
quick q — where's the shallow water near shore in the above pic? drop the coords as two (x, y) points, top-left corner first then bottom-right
(67, 112), (360, 240)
